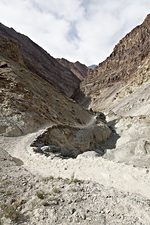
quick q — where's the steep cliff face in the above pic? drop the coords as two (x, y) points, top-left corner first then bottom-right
(0, 36), (92, 136)
(0, 23), (80, 99)
(0, 36), (111, 149)
(0, 36), (24, 65)
(58, 58), (88, 81)
(81, 14), (150, 111)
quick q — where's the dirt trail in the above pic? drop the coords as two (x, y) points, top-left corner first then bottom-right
(1, 116), (150, 199)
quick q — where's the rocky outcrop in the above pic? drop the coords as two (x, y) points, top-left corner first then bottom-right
(0, 38), (93, 136)
(0, 23), (81, 99)
(57, 57), (89, 104)
(0, 36), (24, 65)
(0, 37), (111, 142)
(58, 58), (88, 80)
(31, 122), (111, 158)
(81, 14), (150, 110)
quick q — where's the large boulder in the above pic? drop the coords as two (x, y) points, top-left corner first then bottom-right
(31, 124), (111, 158)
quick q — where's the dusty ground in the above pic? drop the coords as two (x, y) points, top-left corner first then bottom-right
(1, 148), (150, 225)
(0, 106), (150, 224)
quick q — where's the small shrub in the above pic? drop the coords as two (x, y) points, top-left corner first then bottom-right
(71, 178), (82, 184)
(69, 174), (83, 184)
(36, 191), (45, 199)
(5, 189), (12, 196)
(127, 124), (132, 129)
(43, 176), (54, 182)
(0, 203), (20, 222)
(52, 187), (61, 194)
(70, 188), (77, 192)
(57, 177), (62, 180)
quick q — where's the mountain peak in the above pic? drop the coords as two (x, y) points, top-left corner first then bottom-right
(144, 13), (150, 21)
(143, 13), (150, 28)
(57, 58), (88, 81)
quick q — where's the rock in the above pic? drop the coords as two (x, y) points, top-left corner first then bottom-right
(31, 124), (111, 158)
(41, 146), (51, 152)
(81, 14), (150, 110)
(71, 208), (76, 214)
(33, 147), (43, 154)
(0, 61), (8, 68)
(57, 58), (88, 81)
(135, 139), (150, 155)
(95, 112), (106, 122)
(0, 23), (81, 100)
(0, 38), (92, 136)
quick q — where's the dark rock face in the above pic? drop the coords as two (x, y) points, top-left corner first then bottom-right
(57, 58), (88, 80)
(0, 36), (24, 65)
(0, 23), (80, 99)
(57, 58), (90, 105)
(81, 14), (150, 97)
(0, 37), (93, 136)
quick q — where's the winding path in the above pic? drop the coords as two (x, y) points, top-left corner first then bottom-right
(1, 116), (150, 199)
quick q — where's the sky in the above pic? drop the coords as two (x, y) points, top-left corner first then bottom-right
(0, 0), (150, 66)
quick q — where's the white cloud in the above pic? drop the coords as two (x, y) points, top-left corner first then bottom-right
(0, 0), (150, 65)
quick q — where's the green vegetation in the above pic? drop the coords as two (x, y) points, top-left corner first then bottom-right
(43, 176), (54, 182)
(0, 201), (21, 222)
(65, 173), (84, 184)
(36, 191), (46, 199)
(52, 187), (61, 194)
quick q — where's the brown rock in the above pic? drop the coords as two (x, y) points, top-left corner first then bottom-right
(58, 58), (88, 81)
(0, 23), (80, 99)
(81, 14), (150, 108)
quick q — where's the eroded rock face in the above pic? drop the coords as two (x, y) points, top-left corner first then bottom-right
(57, 58), (90, 104)
(0, 53), (92, 136)
(81, 14), (150, 110)
(0, 23), (81, 99)
(31, 123), (111, 158)
(0, 36), (24, 65)
(58, 58), (88, 81)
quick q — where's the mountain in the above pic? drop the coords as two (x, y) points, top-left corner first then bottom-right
(0, 34), (111, 155)
(80, 14), (150, 173)
(57, 58), (88, 80)
(81, 14), (150, 113)
(0, 15), (150, 225)
(0, 23), (81, 100)
(88, 64), (97, 70)
(80, 14), (150, 183)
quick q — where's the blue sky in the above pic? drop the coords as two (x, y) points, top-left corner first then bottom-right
(0, 0), (150, 65)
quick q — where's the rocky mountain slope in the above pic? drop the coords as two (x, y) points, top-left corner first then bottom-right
(81, 14), (150, 112)
(0, 23), (81, 100)
(57, 58), (88, 80)
(0, 35), (111, 150)
(0, 14), (150, 225)
(0, 26), (115, 225)
(80, 14), (150, 185)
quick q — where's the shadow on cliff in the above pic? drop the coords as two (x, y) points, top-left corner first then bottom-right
(72, 88), (91, 109)
(95, 119), (120, 156)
